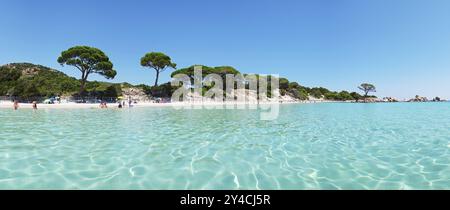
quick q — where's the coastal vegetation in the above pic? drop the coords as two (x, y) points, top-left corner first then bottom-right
(141, 52), (177, 86)
(2, 62), (446, 103)
(0, 46), (379, 102)
(0, 62), (372, 102)
(358, 83), (376, 102)
(168, 66), (368, 101)
(0, 63), (122, 99)
(57, 46), (117, 96)
(171, 65), (241, 96)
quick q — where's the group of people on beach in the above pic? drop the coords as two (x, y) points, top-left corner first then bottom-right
(118, 100), (134, 108)
(11, 99), (134, 110)
(100, 100), (132, 109)
(100, 99), (136, 109)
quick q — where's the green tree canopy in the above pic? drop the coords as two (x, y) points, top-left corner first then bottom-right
(171, 65), (240, 79)
(288, 82), (301, 90)
(337, 91), (354, 101)
(288, 88), (309, 100)
(57, 46), (116, 95)
(171, 65), (241, 92)
(358, 83), (376, 101)
(279, 78), (290, 90)
(141, 52), (177, 86)
(350, 92), (363, 101)
(309, 87), (331, 99)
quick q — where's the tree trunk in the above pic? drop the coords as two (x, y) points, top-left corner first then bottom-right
(154, 70), (160, 87)
(79, 70), (88, 100)
(79, 79), (86, 97)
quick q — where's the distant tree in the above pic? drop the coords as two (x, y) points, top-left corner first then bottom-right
(57, 46), (116, 96)
(11, 80), (40, 98)
(149, 82), (175, 98)
(172, 65), (241, 95)
(103, 85), (122, 98)
(337, 91), (354, 101)
(288, 88), (308, 100)
(323, 91), (354, 101)
(350, 92), (362, 102)
(172, 65), (240, 79)
(309, 87), (330, 99)
(0, 67), (21, 81)
(324, 92), (339, 100)
(299, 88), (309, 100)
(288, 82), (302, 90)
(309, 89), (323, 99)
(358, 83), (376, 102)
(141, 52), (177, 86)
(279, 78), (290, 90)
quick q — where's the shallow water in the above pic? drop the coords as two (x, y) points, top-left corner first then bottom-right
(0, 103), (449, 189)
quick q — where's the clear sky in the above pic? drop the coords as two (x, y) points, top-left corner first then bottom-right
(1, 0), (450, 99)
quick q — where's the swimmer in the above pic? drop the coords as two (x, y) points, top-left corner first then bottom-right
(32, 101), (38, 110)
(13, 100), (19, 110)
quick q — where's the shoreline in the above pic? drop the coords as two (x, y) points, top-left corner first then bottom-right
(1, 100), (446, 109)
(0, 100), (331, 109)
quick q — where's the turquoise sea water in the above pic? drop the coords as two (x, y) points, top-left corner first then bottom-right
(0, 103), (449, 189)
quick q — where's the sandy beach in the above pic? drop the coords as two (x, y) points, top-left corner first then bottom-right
(0, 100), (328, 110)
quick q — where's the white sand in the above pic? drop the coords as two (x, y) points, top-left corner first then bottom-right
(0, 100), (326, 110)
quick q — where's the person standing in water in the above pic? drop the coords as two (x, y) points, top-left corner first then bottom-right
(99, 102), (108, 109)
(13, 100), (19, 110)
(32, 101), (38, 110)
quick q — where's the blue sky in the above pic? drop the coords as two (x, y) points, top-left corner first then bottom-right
(1, 0), (450, 99)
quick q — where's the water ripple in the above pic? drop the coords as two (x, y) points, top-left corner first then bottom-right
(0, 103), (449, 189)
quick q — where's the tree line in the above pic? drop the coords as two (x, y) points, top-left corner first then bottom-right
(1, 45), (376, 101)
